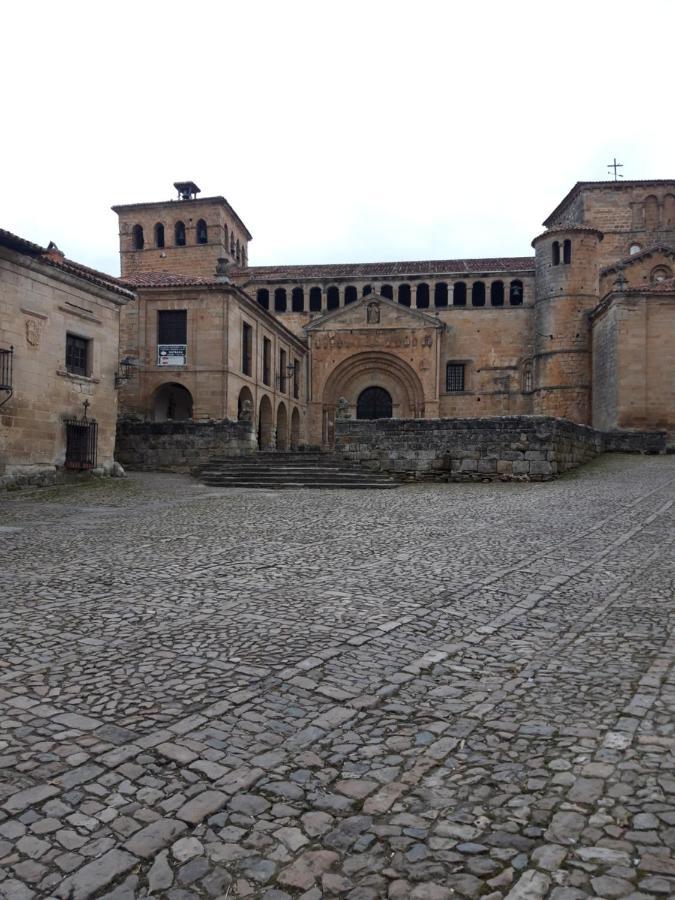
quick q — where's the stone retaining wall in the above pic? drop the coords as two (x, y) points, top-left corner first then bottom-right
(335, 416), (667, 482)
(116, 419), (256, 471)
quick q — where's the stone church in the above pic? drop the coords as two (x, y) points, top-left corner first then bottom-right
(114, 180), (675, 448)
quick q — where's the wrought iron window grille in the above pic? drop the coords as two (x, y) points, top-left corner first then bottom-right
(0, 345), (13, 408)
(64, 401), (98, 470)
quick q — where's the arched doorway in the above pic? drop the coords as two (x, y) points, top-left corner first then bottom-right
(258, 395), (274, 449)
(153, 383), (193, 421)
(290, 408), (300, 450)
(276, 402), (289, 450)
(238, 386), (254, 423)
(357, 386), (393, 419)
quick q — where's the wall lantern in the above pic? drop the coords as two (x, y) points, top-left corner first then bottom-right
(115, 356), (137, 388)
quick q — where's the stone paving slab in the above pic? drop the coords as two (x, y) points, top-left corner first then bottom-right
(0, 456), (673, 899)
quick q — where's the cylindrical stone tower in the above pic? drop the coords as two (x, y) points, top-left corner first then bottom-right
(531, 226), (603, 424)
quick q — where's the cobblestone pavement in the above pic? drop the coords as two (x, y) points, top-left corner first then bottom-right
(0, 455), (674, 900)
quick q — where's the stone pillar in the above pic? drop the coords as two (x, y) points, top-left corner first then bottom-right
(448, 283), (454, 306)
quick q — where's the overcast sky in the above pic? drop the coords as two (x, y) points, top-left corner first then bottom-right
(3, 0), (674, 276)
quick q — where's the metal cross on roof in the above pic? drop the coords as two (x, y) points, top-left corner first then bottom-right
(607, 157), (624, 181)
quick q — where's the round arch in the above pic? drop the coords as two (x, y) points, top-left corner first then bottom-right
(153, 382), (193, 421)
(276, 402), (289, 451)
(323, 351), (425, 416)
(290, 407), (301, 450)
(321, 351), (425, 446)
(258, 395), (274, 450)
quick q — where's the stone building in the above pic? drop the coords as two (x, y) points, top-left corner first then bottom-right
(0, 229), (134, 487)
(114, 180), (675, 447)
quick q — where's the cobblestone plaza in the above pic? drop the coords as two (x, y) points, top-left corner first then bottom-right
(1, 456), (674, 899)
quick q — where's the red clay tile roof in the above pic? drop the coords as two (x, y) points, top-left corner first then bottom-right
(543, 179), (675, 227)
(243, 257), (534, 281)
(623, 277), (675, 293)
(0, 228), (134, 299)
(121, 272), (222, 288)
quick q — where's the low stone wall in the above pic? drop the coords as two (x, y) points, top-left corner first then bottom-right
(115, 419), (256, 471)
(335, 416), (666, 482)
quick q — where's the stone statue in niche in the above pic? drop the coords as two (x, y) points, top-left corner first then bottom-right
(336, 397), (351, 420)
(239, 398), (253, 422)
(366, 302), (380, 324)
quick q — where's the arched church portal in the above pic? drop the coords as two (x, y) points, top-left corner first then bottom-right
(357, 386), (392, 419)
(321, 351), (425, 445)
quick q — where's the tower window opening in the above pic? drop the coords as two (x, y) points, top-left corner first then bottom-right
(398, 284), (411, 306)
(327, 286), (340, 310)
(490, 281), (504, 306)
(274, 288), (287, 312)
(509, 279), (523, 306)
(154, 223), (165, 248)
(132, 224), (144, 250)
(175, 221), (186, 246)
(552, 240), (560, 266)
(416, 283), (430, 309)
(471, 281), (485, 307)
(345, 285), (358, 304)
(196, 219), (208, 244)
(362, 284), (372, 296)
(291, 287), (305, 312)
(309, 287), (322, 311)
(257, 288), (270, 310)
(453, 282), (467, 306)
(434, 282), (448, 308)
(380, 284), (394, 300)
(563, 239), (571, 264)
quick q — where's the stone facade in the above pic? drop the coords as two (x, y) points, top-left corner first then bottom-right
(115, 418), (256, 470)
(335, 416), (666, 481)
(113, 180), (675, 447)
(0, 230), (133, 488)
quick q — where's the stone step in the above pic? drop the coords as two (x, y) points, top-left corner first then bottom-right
(201, 479), (399, 490)
(198, 450), (397, 490)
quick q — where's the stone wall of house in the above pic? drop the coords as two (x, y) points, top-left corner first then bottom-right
(115, 418), (256, 471)
(335, 416), (666, 482)
(0, 244), (130, 489)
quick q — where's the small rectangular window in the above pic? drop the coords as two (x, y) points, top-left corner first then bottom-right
(263, 338), (271, 386)
(66, 333), (90, 376)
(446, 363), (465, 392)
(242, 321), (253, 376)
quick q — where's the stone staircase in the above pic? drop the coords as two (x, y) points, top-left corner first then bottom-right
(198, 451), (399, 489)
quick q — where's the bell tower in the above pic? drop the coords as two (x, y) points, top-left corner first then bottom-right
(531, 226), (603, 424)
(112, 181), (252, 279)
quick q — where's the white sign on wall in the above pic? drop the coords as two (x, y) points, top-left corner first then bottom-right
(157, 344), (187, 366)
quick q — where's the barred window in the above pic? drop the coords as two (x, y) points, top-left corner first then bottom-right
(157, 310), (187, 344)
(446, 363), (465, 392)
(242, 321), (253, 376)
(66, 334), (89, 376)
